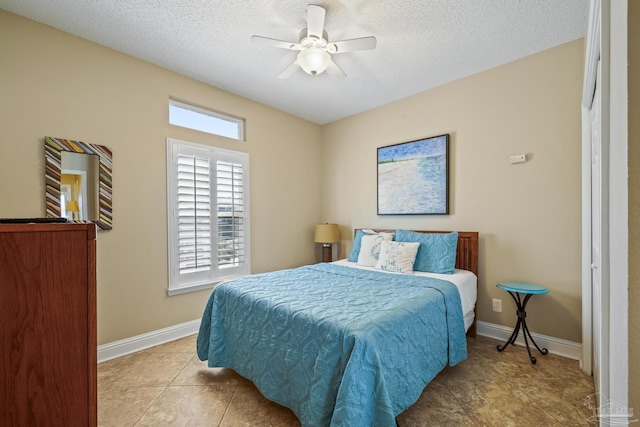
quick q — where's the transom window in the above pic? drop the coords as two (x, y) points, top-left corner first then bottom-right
(169, 99), (245, 141)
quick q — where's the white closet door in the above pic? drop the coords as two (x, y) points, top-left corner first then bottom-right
(589, 60), (605, 397)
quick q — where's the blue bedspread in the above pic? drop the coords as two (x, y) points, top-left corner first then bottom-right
(197, 263), (467, 427)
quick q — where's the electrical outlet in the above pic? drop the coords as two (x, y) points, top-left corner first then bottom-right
(492, 298), (502, 313)
(509, 154), (526, 164)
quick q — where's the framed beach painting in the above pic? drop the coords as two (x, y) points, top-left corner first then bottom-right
(377, 134), (449, 215)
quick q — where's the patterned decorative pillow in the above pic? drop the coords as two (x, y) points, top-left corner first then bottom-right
(357, 233), (393, 267)
(348, 229), (394, 262)
(395, 230), (458, 274)
(375, 240), (420, 274)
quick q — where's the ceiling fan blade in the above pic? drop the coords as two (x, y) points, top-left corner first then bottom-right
(306, 5), (326, 39)
(278, 61), (300, 79)
(251, 35), (300, 50)
(325, 60), (346, 79)
(329, 36), (377, 53)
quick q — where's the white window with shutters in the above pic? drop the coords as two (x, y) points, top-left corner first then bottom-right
(166, 138), (250, 295)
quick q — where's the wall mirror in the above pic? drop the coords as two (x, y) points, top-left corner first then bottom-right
(45, 136), (113, 230)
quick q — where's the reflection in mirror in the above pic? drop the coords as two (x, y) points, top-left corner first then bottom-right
(61, 151), (99, 221)
(45, 136), (113, 230)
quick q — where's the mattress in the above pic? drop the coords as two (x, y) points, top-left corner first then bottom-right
(331, 258), (477, 331)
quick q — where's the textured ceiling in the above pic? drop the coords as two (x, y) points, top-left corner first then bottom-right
(0, 0), (587, 124)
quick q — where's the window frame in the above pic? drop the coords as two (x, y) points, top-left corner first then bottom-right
(166, 138), (250, 296)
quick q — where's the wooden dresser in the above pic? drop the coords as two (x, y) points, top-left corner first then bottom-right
(0, 223), (96, 426)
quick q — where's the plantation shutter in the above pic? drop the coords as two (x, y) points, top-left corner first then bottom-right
(216, 160), (246, 268)
(167, 138), (250, 295)
(177, 154), (211, 275)
(212, 149), (248, 278)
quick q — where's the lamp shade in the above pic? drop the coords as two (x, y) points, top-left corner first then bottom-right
(297, 46), (331, 75)
(66, 200), (79, 212)
(314, 224), (340, 243)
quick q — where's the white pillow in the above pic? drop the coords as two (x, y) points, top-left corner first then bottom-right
(374, 240), (420, 274)
(357, 233), (393, 267)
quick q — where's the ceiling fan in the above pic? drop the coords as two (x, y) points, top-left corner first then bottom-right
(251, 4), (377, 79)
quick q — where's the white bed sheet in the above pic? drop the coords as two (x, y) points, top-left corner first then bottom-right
(332, 259), (477, 332)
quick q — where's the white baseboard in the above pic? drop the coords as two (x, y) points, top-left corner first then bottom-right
(97, 318), (582, 364)
(97, 319), (201, 363)
(476, 320), (582, 361)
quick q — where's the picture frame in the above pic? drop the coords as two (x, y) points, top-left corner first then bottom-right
(377, 134), (449, 215)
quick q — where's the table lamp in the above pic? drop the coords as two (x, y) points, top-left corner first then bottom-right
(66, 200), (79, 220)
(314, 224), (340, 263)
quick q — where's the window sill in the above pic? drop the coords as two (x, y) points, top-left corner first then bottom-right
(167, 273), (249, 296)
(167, 281), (219, 296)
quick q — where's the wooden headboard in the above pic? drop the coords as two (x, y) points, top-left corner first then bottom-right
(354, 229), (479, 336)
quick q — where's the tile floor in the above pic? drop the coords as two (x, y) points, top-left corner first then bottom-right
(98, 335), (595, 426)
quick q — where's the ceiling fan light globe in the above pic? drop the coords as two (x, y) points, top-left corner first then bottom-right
(297, 46), (330, 75)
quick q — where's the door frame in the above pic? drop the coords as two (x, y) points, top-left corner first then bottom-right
(607, 0), (629, 410)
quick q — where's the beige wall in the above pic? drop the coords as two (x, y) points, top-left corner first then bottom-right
(0, 9), (590, 348)
(0, 10), (323, 344)
(322, 39), (584, 342)
(628, 0), (639, 415)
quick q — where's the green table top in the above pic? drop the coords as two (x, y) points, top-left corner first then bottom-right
(496, 281), (548, 294)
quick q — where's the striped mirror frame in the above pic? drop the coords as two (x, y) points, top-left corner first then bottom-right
(45, 136), (113, 230)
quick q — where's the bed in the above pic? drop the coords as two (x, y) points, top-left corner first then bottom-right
(197, 230), (478, 427)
